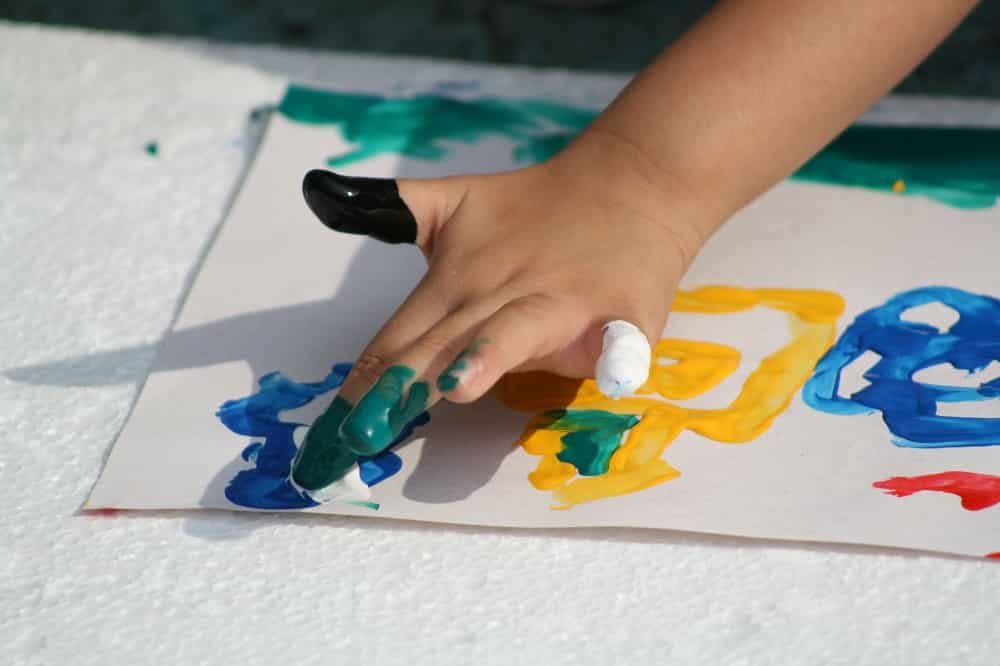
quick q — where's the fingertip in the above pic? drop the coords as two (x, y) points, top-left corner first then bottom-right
(338, 389), (398, 457)
(436, 340), (490, 404)
(594, 320), (652, 399)
(339, 366), (434, 456)
(301, 169), (418, 244)
(438, 373), (487, 404)
(289, 395), (358, 491)
(338, 418), (388, 457)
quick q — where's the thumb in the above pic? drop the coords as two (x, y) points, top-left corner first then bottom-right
(302, 169), (466, 253)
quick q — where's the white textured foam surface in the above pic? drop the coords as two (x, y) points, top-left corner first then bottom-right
(2, 21), (999, 666)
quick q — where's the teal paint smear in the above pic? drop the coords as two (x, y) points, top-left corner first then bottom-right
(436, 357), (465, 392)
(791, 126), (1000, 210)
(291, 395), (357, 491)
(278, 85), (1000, 209)
(278, 85), (595, 168)
(217, 363), (427, 507)
(436, 338), (487, 392)
(340, 365), (431, 457)
(538, 409), (640, 476)
(144, 141), (158, 156)
(512, 133), (576, 165)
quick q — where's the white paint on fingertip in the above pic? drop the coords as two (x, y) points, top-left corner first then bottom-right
(289, 426), (372, 504)
(595, 320), (652, 399)
(306, 465), (372, 504)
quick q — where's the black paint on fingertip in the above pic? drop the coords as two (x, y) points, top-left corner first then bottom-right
(301, 169), (418, 244)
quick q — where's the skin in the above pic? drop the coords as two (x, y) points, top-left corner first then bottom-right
(330, 0), (980, 456)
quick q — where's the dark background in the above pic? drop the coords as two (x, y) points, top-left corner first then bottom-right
(3, 1), (1000, 97)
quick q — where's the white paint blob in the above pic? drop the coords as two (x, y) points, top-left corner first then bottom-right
(306, 466), (372, 504)
(290, 426), (372, 503)
(595, 320), (652, 398)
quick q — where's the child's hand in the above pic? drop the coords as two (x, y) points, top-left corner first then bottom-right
(291, 0), (978, 489)
(302, 134), (714, 461)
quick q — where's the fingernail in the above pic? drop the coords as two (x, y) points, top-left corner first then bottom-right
(302, 169), (417, 244)
(290, 396), (359, 491)
(436, 340), (485, 392)
(339, 366), (430, 456)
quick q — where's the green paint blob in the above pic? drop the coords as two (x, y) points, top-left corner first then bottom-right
(791, 125), (1000, 210)
(539, 409), (640, 476)
(279, 85), (1000, 209)
(339, 366), (430, 457)
(436, 358), (465, 392)
(144, 141), (158, 156)
(436, 338), (488, 392)
(290, 395), (357, 491)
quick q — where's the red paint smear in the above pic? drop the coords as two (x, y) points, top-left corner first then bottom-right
(986, 552), (1000, 560)
(873, 471), (1000, 511)
(84, 508), (120, 517)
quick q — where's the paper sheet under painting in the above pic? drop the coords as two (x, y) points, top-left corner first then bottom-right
(89, 83), (1000, 558)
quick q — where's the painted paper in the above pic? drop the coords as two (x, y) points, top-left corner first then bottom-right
(86, 84), (1000, 558)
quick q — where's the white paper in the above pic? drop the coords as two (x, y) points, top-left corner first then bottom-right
(89, 85), (1000, 558)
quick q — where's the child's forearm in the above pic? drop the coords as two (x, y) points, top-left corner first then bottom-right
(577, 0), (979, 238)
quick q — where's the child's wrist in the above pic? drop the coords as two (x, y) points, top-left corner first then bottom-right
(549, 125), (722, 268)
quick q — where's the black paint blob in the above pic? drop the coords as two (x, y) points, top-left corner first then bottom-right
(302, 169), (418, 244)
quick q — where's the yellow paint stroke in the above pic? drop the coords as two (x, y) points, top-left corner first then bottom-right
(495, 286), (845, 509)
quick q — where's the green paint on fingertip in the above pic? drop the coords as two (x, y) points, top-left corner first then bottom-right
(339, 365), (430, 457)
(436, 371), (461, 392)
(436, 358), (466, 392)
(436, 338), (488, 392)
(540, 409), (640, 476)
(290, 395), (357, 491)
(144, 141), (159, 156)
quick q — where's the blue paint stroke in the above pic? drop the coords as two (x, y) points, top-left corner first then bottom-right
(803, 286), (1000, 447)
(216, 363), (430, 509)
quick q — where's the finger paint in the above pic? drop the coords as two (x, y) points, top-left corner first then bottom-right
(280, 85), (593, 168)
(497, 286), (845, 508)
(217, 364), (350, 508)
(339, 365), (431, 457)
(216, 364), (430, 507)
(595, 321), (651, 398)
(436, 338), (488, 392)
(290, 396), (357, 491)
(436, 359), (465, 392)
(280, 85), (1000, 209)
(790, 126), (1000, 210)
(803, 287), (1000, 447)
(873, 471), (1000, 511)
(302, 169), (417, 244)
(533, 410), (640, 477)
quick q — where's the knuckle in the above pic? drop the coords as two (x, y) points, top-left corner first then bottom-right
(505, 294), (567, 351)
(414, 330), (463, 360)
(350, 352), (392, 385)
(506, 293), (559, 321)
